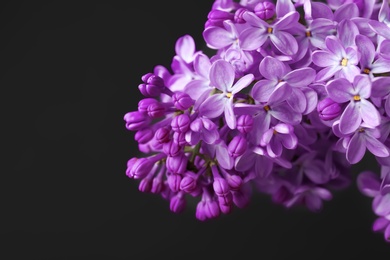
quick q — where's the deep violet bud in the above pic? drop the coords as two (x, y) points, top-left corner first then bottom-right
(173, 131), (187, 146)
(134, 128), (154, 144)
(126, 157), (138, 178)
(166, 154), (188, 174)
(213, 177), (231, 197)
(171, 114), (191, 133)
(155, 127), (170, 144)
(254, 1), (275, 20)
(226, 174), (243, 191)
(168, 174), (182, 192)
(138, 98), (157, 113)
(172, 92), (194, 110)
(208, 9), (235, 27)
(237, 114), (253, 134)
(163, 141), (182, 157)
(170, 192), (186, 213)
(139, 73), (165, 97)
(234, 8), (248, 23)
(317, 98), (342, 121)
(228, 135), (247, 158)
(147, 102), (166, 118)
(123, 111), (151, 131)
(180, 175), (197, 193)
(151, 177), (164, 194)
(139, 177), (152, 193)
(130, 158), (154, 179)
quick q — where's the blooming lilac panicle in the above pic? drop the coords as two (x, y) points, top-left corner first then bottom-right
(123, 0), (390, 243)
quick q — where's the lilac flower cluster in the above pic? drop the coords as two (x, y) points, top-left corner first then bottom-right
(124, 0), (390, 241)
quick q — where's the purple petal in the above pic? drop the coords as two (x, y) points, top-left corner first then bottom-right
(325, 36), (345, 56)
(284, 68), (316, 87)
(371, 77), (390, 98)
(339, 102), (361, 134)
(270, 30), (298, 56)
(305, 193), (323, 212)
(360, 99), (381, 128)
(199, 94), (225, 118)
(210, 60), (235, 92)
(356, 34), (375, 69)
(353, 74), (371, 99)
(251, 79), (277, 103)
(175, 35), (196, 63)
(260, 56), (288, 81)
(287, 88), (307, 113)
(279, 132), (298, 149)
(333, 3), (359, 22)
(260, 128), (274, 146)
(273, 11), (300, 30)
(373, 194), (390, 217)
(315, 66), (340, 82)
(239, 27), (268, 51)
(346, 132), (366, 164)
(302, 87), (318, 115)
(312, 50), (338, 67)
(304, 161), (329, 184)
(274, 123), (293, 134)
(386, 98), (390, 118)
(235, 150), (256, 172)
(268, 83), (292, 105)
(365, 134), (389, 158)
(216, 141), (234, 170)
(357, 171), (381, 197)
(271, 102), (302, 125)
(337, 19), (359, 47)
(369, 20), (390, 40)
(267, 137), (282, 158)
(372, 58), (390, 74)
(372, 217), (390, 232)
(381, 172), (390, 196)
(193, 53), (212, 78)
(224, 99), (236, 129)
(203, 129), (219, 144)
(326, 78), (353, 103)
(230, 73), (254, 94)
(337, 65), (361, 83)
(203, 26), (235, 49)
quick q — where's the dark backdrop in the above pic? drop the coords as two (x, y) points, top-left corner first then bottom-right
(2, 0), (390, 259)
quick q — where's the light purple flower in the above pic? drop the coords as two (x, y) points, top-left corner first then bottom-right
(199, 59), (254, 129)
(326, 75), (381, 134)
(260, 123), (298, 158)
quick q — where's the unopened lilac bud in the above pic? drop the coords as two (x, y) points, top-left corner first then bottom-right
(234, 8), (247, 23)
(124, 111), (151, 131)
(166, 154), (188, 174)
(237, 114), (253, 134)
(126, 157), (138, 178)
(139, 73), (165, 97)
(180, 175), (197, 193)
(219, 203), (232, 214)
(228, 135), (247, 158)
(196, 201), (207, 221)
(205, 199), (220, 219)
(155, 127), (170, 144)
(254, 1), (275, 20)
(168, 174), (182, 192)
(171, 114), (191, 133)
(207, 9), (235, 27)
(138, 98), (157, 113)
(151, 177), (164, 194)
(218, 193), (233, 207)
(134, 128), (154, 144)
(173, 131), (187, 146)
(139, 177), (152, 192)
(213, 177), (230, 197)
(163, 141), (182, 157)
(170, 192), (186, 213)
(147, 102), (166, 118)
(232, 189), (251, 208)
(226, 174), (243, 190)
(172, 92), (194, 110)
(131, 158), (154, 179)
(317, 97), (342, 121)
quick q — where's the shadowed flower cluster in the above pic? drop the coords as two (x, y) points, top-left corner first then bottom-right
(124, 0), (390, 242)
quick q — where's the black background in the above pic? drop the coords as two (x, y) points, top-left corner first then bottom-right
(2, 0), (390, 259)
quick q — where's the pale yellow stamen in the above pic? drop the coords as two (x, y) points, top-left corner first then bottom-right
(226, 92), (232, 98)
(264, 105), (271, 111)
(268, 27), (273, 34)
(273, 130), (278, 135)
(306, 31), (311, 37)
(353, 95), (361, 101)
(341, 58), (348, 66)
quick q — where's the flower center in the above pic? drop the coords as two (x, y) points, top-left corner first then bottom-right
(305, 31), (311, 37)
(226, 92), (233, 98)
(267, 27), (273, 34)
(363, 68), (371, 74)
(353, 95), (361, 101)
(264, 105), (271, 111)
(341, 58), (348, 67)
